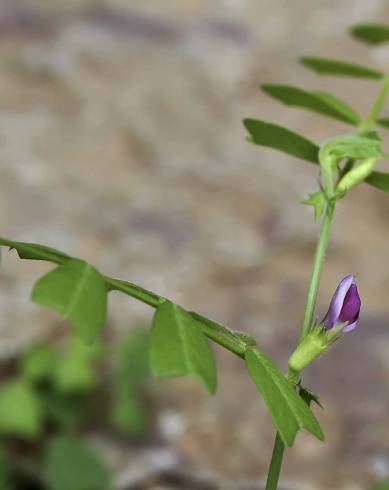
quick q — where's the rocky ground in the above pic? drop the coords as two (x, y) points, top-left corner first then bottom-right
(2, 1), (389, 489)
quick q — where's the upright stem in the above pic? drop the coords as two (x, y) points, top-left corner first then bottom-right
(265, 433), (285, 490)
(299, 202), (335, 341)
(265, 203), (335, 490)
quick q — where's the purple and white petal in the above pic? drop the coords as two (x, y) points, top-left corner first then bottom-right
(323, 274), (355, 329)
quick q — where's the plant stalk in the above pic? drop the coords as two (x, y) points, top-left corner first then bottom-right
(299, 202), (335, 341)
(265, 433), (285, 490)
(265, 203), (335, 490)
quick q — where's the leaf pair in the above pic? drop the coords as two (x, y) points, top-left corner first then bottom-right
(150, 301), (324, 447)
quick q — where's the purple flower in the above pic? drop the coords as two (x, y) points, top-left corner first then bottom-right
(323, 274), (361, 332)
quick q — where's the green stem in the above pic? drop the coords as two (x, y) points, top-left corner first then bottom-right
(365, 75), (389, 129)
(265, 433), (285, 490)
(299, 202), (335, 341)
(265, 203), (335, 490)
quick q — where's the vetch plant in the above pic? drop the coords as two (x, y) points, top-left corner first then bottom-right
(2, 22), (389, 490)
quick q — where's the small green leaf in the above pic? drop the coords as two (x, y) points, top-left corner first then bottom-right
(365, 170), (389, 193)
(300, 56), (384, 79)
(45, 436), (112, 490)
(150, 301), (217, 393)
(0, 382), (43, 438)
(32, 259), (107, 344)
(245, 349), (324, 447)
(351, 23), (389, 45)
(378, 118), (389, 128)
(21, 344), (59, 383)
(303, 191), (326, 221)
(0, 237), (69, 263)
(244, 118), (319, 164)
(261, 84), (360, 124)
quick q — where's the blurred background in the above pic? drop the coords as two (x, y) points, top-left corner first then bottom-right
(1, 1), (389, 489)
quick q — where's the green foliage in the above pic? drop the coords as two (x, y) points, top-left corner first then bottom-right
(0, 330), (152, 486)
(44, 394), (86, 432)
(261, 84), (360, 124)
(110, 392), (148, 438)
(53, 355), (97, 394)
(20, 344), (59, 383)
(245, 349), (324, 447)
(368, 484), (389, 490)
(351, 23), (389, 45)
(244, 118), (319, 163)
(32, 259), (107, 344)
(44, 436), (112, 490)
(320, 134), (382, 161)
(299, 56), (384, 79)
(150, 301), (217, 394)
(303, 191), (326, 221)
(0, 381), (43, 438)
(110, 329), (151, 437)
(365, 170), (389, 192)
(114, 328), (150, 388)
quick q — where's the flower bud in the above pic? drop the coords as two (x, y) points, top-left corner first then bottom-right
(323, 274), (361, 332)
(288, 275), (361, 373)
